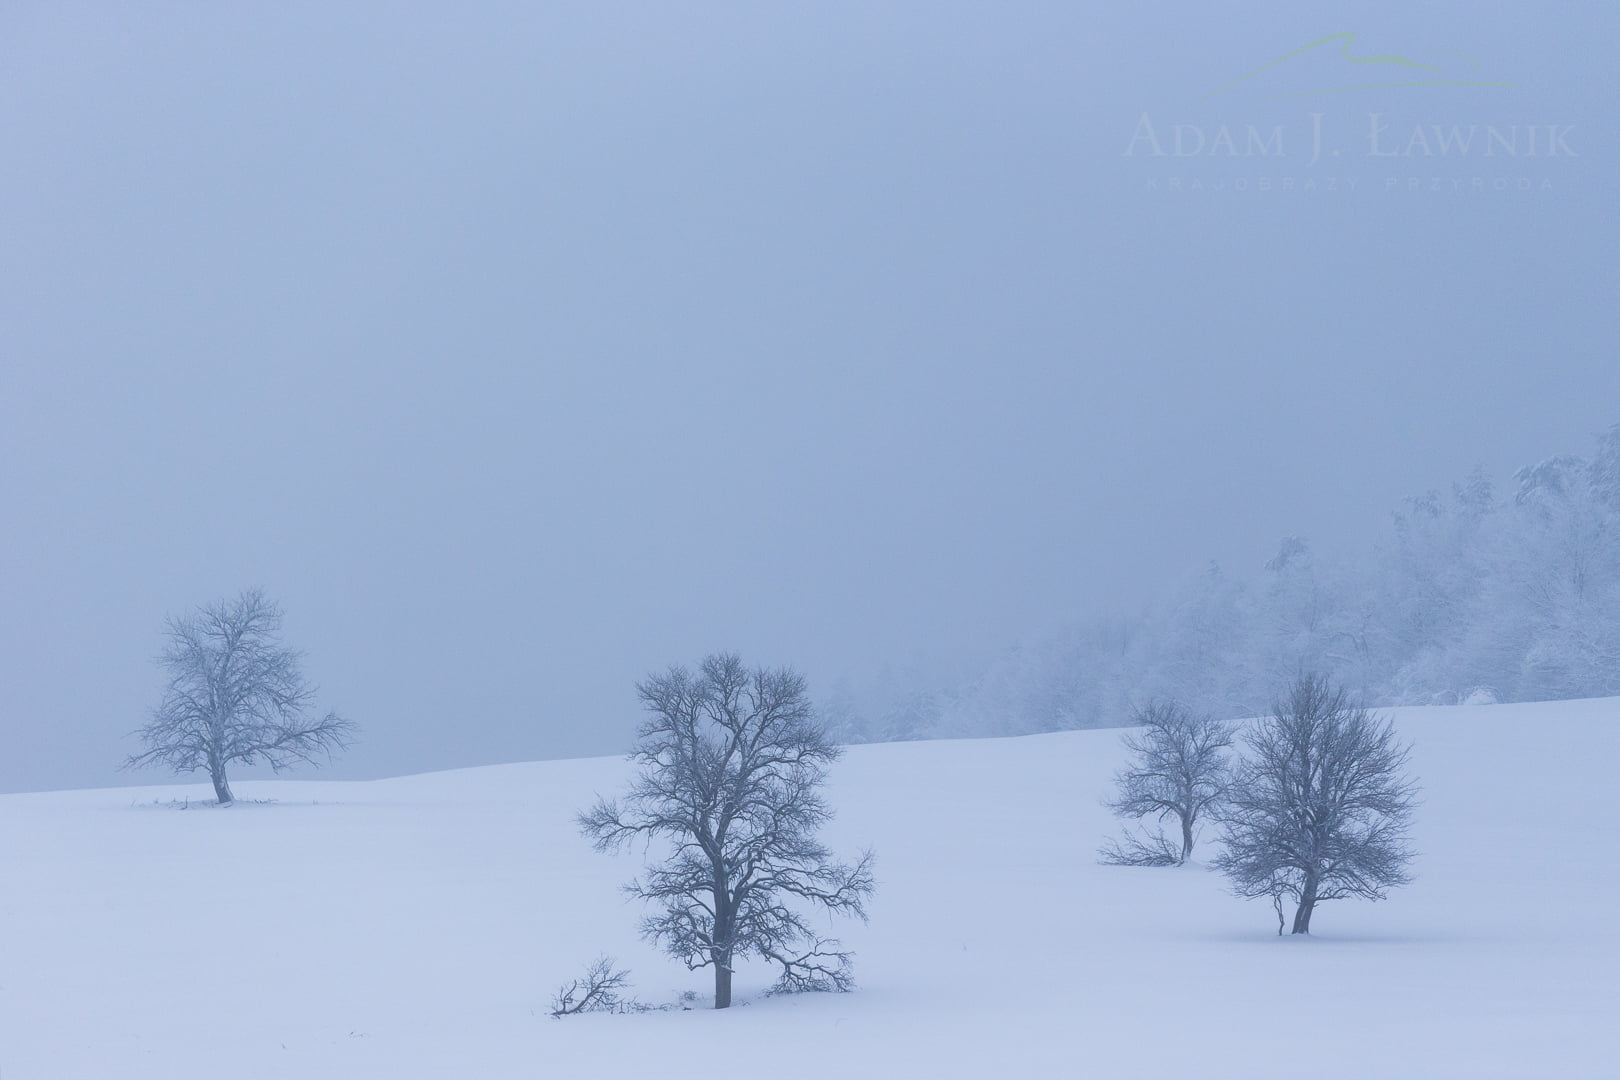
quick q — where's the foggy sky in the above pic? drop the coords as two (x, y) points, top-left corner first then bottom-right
(3, 2), (1617, 792)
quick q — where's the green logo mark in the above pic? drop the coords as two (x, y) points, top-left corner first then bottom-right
(1201, 32), (1514, 101)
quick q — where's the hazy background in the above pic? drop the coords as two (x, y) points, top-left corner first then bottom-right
(3, 2), (1616, 792)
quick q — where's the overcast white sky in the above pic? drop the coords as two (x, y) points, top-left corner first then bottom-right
(3, 2), (1617, 792)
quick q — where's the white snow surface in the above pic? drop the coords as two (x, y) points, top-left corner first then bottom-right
(2, 697), (1616, 1078)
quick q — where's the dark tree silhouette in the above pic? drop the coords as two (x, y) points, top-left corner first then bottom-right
(579, 653), (875, 1009)
(1215, 674), (1418, 934)
(1100, 701), (1233, 865)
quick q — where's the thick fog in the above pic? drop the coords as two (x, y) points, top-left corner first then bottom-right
(3, 3), (1616, 793)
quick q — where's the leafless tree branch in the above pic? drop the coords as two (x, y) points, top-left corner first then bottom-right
(550, 956), (635, 1017)
(1098, 825), (1184, 867)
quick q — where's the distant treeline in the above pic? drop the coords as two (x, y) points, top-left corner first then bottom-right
(826, 423), (1620, 741)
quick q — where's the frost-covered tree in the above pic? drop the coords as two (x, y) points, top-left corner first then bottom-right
(1383, 472), (1495, 703)
(1215, 674), (1417, 934)
(817, 677), (871, 745)
(835, 423), (1620, 747)
(1501, 453), (1620, 699)
(1145, 563), (1255, 719)
(579, 653), (876, 1009)
(1252, 537), (1371, 695)
(1591, 423), (1620, 510)
(878, 688), (941, 742)
(1100, 702), (1233, 865)
(125, 589), (354, 804)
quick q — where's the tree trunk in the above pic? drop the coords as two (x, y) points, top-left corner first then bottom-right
(712, 949), (733, 1009)
(711, 880), (734, 1008)
(1291, 872), (1319, 934)
(1179, 816), (1194, 864)
(209, 758), (234, 805)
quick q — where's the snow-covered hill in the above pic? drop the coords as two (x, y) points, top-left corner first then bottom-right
(2, 698), (1616, 1078)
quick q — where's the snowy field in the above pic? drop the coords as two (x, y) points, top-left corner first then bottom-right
(2, 698), (1616, 1079)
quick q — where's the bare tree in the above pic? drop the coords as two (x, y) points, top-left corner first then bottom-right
(1214, 674), (1418, 934)
(550, 956), (634, 1017)
(1099, 701), (1233, 865)
(579, 653), (876, 1009)
(125, 589), (355, 804)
